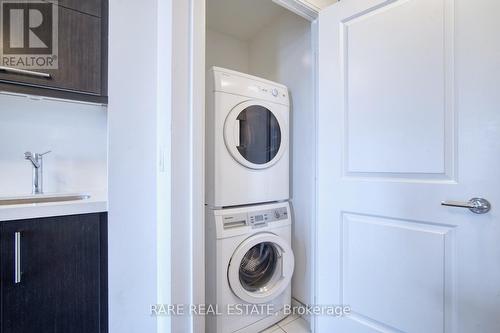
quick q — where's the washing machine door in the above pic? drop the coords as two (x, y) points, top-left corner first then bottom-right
(224, 100), (288, 170)
(228, 233), (294, 304)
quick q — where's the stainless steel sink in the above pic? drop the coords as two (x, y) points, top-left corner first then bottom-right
(0, 194), (91, 206)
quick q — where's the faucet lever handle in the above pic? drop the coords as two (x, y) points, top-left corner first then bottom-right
(39, 150), (52, 156)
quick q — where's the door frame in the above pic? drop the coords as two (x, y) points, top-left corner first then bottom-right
(174, 0), (324, 332)
(170, 0), (205, 332)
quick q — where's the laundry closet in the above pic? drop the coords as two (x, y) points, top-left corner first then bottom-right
(204, 0), (317, 332)
(193, 0), (500, 332)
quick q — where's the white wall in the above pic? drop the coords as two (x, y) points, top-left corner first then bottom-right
(108, 0), (170, 332)
(206, 29), (249, 72)
(156, 0), (172, 331)
(0, 93), (107, 196)
(249, 11), (315, 307)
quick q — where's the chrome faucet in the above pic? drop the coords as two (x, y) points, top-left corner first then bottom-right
(24, 151), (51, 195)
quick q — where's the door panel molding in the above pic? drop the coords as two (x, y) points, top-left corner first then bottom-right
(340, 212), (456, 333)
(337, 0), (456, 181)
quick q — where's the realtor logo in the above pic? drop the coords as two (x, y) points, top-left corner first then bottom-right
(0, 0), (58, 69)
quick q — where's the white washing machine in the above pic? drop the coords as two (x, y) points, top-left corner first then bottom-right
(205, 202), (294, 333)
(206, 67), (290, 207)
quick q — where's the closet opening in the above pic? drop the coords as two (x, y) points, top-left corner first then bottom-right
(203, 0), (318, 332)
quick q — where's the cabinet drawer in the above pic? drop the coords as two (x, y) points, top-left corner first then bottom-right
(0, 5), (102, 95)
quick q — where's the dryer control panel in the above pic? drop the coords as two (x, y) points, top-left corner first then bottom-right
(211, 67), (290, 106)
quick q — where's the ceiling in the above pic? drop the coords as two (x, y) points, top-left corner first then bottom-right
(206, 0), (288, 41)
(303, 0), (338, 10)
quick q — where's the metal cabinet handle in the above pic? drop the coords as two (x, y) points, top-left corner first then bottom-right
(441, 198), (491, 214)
(14, 232), (21, 284)
(0, 66), (51, 79)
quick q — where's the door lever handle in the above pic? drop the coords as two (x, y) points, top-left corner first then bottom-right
(441, 198), (491, 214)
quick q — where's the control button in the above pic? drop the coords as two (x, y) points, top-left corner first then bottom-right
(271, 88), (279, 97)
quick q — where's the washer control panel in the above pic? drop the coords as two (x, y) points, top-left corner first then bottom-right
(248, 206), (288, 227)
(222, 206), (289, 229)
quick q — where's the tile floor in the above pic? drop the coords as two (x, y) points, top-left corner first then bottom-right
(261, 315), (310, 333)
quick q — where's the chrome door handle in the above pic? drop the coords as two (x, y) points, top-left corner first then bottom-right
(0, 66), (51, 79)
(14, 232), (21, 284)
(441, 198), (491, 214)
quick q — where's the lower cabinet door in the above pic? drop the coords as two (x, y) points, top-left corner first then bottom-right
(0, 213), (106, 333)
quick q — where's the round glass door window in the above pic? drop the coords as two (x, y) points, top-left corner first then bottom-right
(236, 105), (281, 165)
(239, 242), (279, 293)
(228, 233), (294, 304)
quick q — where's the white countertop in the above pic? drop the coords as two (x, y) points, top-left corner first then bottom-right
(0, 191), (107, 221)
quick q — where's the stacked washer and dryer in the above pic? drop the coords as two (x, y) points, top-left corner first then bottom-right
(205, 67), (295, 333)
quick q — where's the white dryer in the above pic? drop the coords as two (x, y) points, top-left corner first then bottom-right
(206, 67), (290, 207)
(205, 202), (294, 333)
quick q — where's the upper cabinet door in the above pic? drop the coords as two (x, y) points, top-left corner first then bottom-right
(317, 0), (500, 332)
(0, 4), (102, 95)
(54, 6), (102, 94)
(45, 0), (102, 17)
(0, 1), (107, 102)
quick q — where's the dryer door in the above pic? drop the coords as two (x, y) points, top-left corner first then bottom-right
(228, 233), (294, 304)
(224, 101), (288, 170)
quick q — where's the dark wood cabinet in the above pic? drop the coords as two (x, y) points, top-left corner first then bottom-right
(0, 213), (108, 333)
(44, 0), (102, 17)
(0, 6), (101, 94)
(0, 1), (108, 103)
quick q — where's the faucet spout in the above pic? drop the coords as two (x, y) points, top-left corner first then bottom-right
(24, 150), (51, 194)
(24, 152), (41, 168)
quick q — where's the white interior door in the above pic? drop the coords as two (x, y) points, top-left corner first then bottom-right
(317, 0), (500, 332)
